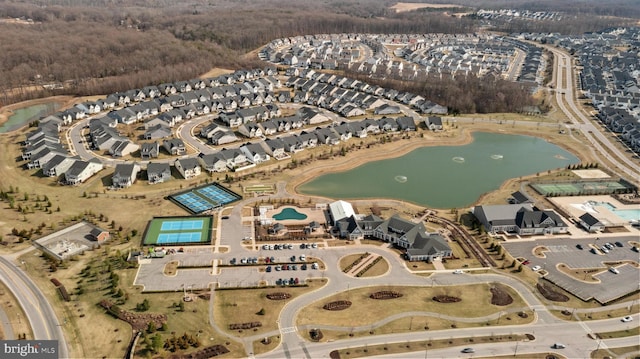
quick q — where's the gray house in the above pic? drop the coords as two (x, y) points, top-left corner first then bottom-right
(112, 163), (140, 188)
(146, 162), (171, 184)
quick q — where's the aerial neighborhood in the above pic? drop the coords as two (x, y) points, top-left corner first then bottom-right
(0, 2), (639, 359)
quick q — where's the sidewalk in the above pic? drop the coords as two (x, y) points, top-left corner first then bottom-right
(346, 253), (380, 276)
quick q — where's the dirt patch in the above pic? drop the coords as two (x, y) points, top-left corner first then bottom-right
(602, 226), (629, 233)
(323, 300), (352, 311)
(432, 295), (461, 303)
(490, 285), (514, 306)
(164, 261), (178, 276)
(536, 282), (569, 302)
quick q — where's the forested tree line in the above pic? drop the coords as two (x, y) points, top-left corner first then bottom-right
(0, 0), (635, 109)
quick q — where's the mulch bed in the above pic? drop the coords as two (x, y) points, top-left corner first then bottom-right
(309, 328), (324, 341)
(536, 282), (569, 302)
(164, 345), (229, 359)
(370, 291), (403, 300)
(432, 295), (461, 303)
(266, 292), (291, 300)
(229, 322), (261, 330)
(323, 300), (352, 311)
(490, 285), (513, 306)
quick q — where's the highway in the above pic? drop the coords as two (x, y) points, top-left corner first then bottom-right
(0, 256), (69, 358)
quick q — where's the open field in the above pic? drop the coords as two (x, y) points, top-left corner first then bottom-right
(0, 280), (32, 340)
(591, 345), (640, 358)
(297, 283), (527, 328)
(595, 326), (639, 339)
(213, 279), (327, 337)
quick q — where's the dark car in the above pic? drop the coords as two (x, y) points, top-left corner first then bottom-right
(576, 244), (583, 250)
(221, 215), (229, 219)
(615, 241), (624, 247)
(461, 348), (475, 353)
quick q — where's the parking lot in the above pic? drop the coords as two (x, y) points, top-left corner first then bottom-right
(504, 236), (640, 303)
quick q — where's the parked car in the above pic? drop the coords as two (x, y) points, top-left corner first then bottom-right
(552, 343), (566, 349)
(461, 348), (475, 353)
(532, 265), (542, 272)
(311, 243), (318, 249)
(266, 266), (271, 272)
(522, 260), (530, 265)
(453, 269), (464, 274)
(621, 316), (633, 322)
(576, 244), (583, 250)
(609, 267), (620, 274)
(300, 254), (306, 261)
(632, 246), (640, 253)
(615, 241), (624, 247)
(301, 264), (307, 270)
(221, 215), (229, 219)
(311, 262), (319, 270)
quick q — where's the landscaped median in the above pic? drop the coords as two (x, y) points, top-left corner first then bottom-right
(296, 283), (533, 340)
(329, 333), (535, 359)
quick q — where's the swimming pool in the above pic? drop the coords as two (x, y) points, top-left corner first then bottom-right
(591, 201), (640, 222)
(273, 208), (308, 221)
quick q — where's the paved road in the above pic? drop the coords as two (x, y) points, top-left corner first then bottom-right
(546, 46), (640, 181)
(0, 257), (69, 358)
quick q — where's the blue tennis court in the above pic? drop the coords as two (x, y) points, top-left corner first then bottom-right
(196, 186), (239, 205)
(173, 192), (213, 213)
(160, 219), (204, 231)
(157, 232), (202, 244)
(169, 183), (242, 214)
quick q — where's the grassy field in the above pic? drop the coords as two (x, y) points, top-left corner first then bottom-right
(591, 345), (640, 358)
(213, 279), (327, 338)
(0, 280), (32, 340)
(550, 302), (639, 321)
(595, 326), (639, 339)
(297, 283), (528, 328)
(303, 310), (534, 341)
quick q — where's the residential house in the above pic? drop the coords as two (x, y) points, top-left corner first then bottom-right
(240, 143), (271, 164)
(396, 116), (416, 131)
(146, 162), (172, 184)
(163, 138), (187, 156)
(209, 130), (238, 145)
(425, 116), (443, 131)
(64, 159), (104, 185)
(238, 122), (263, 138)
(112, 163), (140, 188)
(198, 153), (229, 173)
(42, 155), (75, 177)
(144, 123), (172, 140)
(174, 157), (201, 179)
(109, 140), (139, 157)
(264, 138), (286, 158)
(140, 142), (160, 160)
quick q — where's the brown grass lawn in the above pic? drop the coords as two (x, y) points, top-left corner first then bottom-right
(214, 279), (327, 338)
(0, 280), (32, 340)
(359, 257), (389, 277)
(304, 310), (534, 341)
(297, 283), (527, 328)
(596, 326), (639, 339)
(339, 253), (368, 272)
(335, 333), (530, 359)
(552, 303), (640, 322)
(556, 263), (606, 283)
(252, 335), (280, 356)
(591, 345), (640, 358)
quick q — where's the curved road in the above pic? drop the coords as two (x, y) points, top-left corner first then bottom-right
(0, 256), (69, 358)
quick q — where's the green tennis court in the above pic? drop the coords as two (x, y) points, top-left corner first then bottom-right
(532, 180), (634, 196)
(142, 216), (213, 246)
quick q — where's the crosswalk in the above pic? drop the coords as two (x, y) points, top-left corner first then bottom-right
(281, 326), (297, 334)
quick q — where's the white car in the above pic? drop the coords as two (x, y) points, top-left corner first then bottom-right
(621, 316), (633, 322)
(532, 265), (542, 272)
(609, 267), (620, 274)
(453, 269), (464, 274)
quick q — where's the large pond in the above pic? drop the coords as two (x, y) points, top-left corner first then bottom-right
(298, 132), (580, 209)
(0, 103), (60, 133)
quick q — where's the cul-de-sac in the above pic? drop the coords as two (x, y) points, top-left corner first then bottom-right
(0, 1), (638, 358)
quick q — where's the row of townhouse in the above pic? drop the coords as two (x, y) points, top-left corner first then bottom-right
(287, 70), (447, 115)
(88, 119), (139, 157)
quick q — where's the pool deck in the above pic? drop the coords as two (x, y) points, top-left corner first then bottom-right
(549, 195), (639, 226)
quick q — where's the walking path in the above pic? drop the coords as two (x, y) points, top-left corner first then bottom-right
(345, 253), (380, 276)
